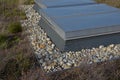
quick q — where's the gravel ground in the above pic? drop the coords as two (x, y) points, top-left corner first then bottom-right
(21, 5), (120, 73)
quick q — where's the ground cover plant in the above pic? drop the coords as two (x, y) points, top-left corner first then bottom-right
(0, 0), (46, 80)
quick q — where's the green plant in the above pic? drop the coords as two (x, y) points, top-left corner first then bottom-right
(0, 34), (20, 49)
(24, 0), (34, 5)
(0, 53), (33, 80)
(8, 22), (22, 34)
(0, 34), (7, 43)
(4, 59), (21, 80)
(20, 11), (27, 20)
(16, 53), (31, 72)
(0, 34), (8, 49)
(13, 36), (20, 43)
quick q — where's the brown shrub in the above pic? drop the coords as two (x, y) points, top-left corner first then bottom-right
(20, 67), (47, 80)
(48, 59), (120, 80)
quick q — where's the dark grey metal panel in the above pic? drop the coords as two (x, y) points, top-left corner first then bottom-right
(41, 4), (119, 18)
(39, 17), (120, 51)
(39, 17), (65, 50)
(33, 2), (40, 12)
(39, 4), (120, 40)
(65, 33), (120, 51)
(34, 0), (96, 8)
(52, 12), (120, 40)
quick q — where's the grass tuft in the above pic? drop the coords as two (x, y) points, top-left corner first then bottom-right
(0, 34), (8, 49)
(8, 22), (22, 34)
(24, 0), (34, 5)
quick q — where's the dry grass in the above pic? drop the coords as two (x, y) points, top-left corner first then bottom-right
(21, 67), (48, 80)
(96, 0), (120, 8)
(0, 0), (45, 80)
(49, 59), (120, 80)
(0, 32), (37, 80)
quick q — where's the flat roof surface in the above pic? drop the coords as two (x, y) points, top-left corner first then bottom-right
(53, 12), (120, 40)
(35, 0), (96, 8)
(41, 4), (119, 17)
(53, 12), (120, 32)
(40, 4), (120, 40)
